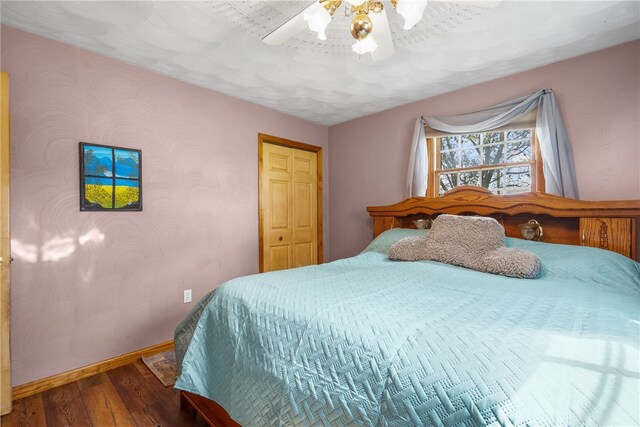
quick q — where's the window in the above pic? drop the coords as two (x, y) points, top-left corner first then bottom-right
(427, 128), (544, 197)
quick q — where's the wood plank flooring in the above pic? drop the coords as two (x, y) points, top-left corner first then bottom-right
(1, 359), (208, 427)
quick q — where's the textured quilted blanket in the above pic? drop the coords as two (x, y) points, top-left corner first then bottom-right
(175, 240), (640, 426)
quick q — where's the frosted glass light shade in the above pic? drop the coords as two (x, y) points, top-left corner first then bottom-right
(396, 0), (428, 30)
(352, 36), (378, 54)
(304, 8), (332, 41)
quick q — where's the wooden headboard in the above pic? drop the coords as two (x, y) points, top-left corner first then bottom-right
(367, 186), (640, 259)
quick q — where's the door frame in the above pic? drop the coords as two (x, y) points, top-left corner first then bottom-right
(258, 133), (323, 273)
(1, 71), (11, 414)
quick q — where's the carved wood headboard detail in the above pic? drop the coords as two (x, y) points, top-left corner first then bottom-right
(367, 186), (640, 259)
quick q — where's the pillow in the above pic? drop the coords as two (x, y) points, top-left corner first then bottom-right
(389, 214), (542, 279)
(362, 228), (429, 254)
(505, 237), (640, 291)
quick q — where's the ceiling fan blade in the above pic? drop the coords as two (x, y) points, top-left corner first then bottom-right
(263, 1), (322, 45)
(370, 9), (394, 61)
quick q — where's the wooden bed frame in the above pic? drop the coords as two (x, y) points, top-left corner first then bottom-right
(179, 186), (640, 426)
(369, 187), (640, 259)
(180, 391), (241, 427)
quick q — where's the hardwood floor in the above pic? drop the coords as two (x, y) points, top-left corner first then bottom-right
(1, 359), (208, 426)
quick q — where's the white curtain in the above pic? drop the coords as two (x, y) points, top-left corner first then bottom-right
(406, 117), (427, 198)
(407, 89), (578, 198)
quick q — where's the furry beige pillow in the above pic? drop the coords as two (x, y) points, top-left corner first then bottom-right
(389, 214), (541, 279)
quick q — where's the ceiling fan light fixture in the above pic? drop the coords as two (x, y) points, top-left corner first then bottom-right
(264, 0), (410, 60)
(304, 0), (341, 41)
(352, 36), (378, 55)
(323, 0), (342, 15)
(394, 0), (428, 30)
(350, 13), (373, 40)
(304, 8), (332, 40)
(370, 1), (385, 13)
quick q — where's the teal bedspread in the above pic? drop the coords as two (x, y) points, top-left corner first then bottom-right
(175, 238), (640, 426)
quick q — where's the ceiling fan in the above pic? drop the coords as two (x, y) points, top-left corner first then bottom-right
(263, 0), (499, 61)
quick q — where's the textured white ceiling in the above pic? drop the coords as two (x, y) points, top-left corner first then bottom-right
(1, 1), (639, 125)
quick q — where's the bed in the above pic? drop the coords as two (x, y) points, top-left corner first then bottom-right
(175, 188), (640, 426)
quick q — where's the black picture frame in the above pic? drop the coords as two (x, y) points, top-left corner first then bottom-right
(79, 142), (142, 211)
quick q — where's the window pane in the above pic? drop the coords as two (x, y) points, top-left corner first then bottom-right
(482, 131), (504, 144)
(459, 171), (479, 186)
(84, 177), (113, 209)
(482, 168), (503, 192)
(506, 129), (532, 141)
(502, 187), (530, 195)
(482, 144), (505, 165)
(115, 179), (140, 209)
(439, 173), (457, 195)
(441, 136), (458, 151)
(505, 166), (531, 192)
(84, 145), (113, 177)
(461, 148), (480, 168)
(114, 149), (140, 179)
(440, 150), (458, 170)
(507, 140), (532, 162)
(460, 134), (480, 149)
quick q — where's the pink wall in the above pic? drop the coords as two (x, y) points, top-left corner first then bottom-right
(1, 25), (329, 386)
(329, 40), (640, 260)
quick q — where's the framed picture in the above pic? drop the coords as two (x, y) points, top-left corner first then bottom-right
(79, 142), (142, 211)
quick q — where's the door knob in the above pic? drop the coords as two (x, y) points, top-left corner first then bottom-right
(279, 236), (283, 241)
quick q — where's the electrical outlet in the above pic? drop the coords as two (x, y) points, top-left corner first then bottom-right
(183, 289), (192, 304)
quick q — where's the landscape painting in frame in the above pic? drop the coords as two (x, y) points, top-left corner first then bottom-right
(80, 142), (142, 211)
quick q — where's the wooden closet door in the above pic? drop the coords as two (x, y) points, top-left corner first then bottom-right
(262, 143), (293, 272)
(260, 142), (319, 272)
(291, 148), (318, 268)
